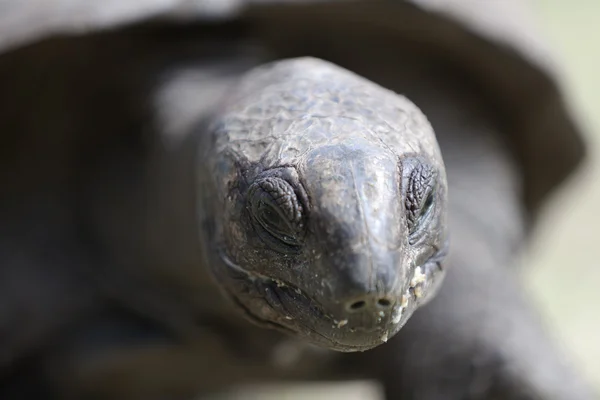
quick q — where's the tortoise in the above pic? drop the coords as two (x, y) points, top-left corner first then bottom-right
(0, 0), (595, 399)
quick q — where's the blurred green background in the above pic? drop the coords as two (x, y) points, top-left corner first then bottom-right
(524, 0), (600, 391)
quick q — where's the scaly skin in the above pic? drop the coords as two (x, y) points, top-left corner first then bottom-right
(197, 57), (449, 352)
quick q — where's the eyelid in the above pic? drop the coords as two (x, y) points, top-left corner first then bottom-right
(404, 161), (436, 236)
(248, 176), (306, 251)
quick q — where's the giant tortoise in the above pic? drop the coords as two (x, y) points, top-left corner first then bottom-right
(0, 0), (594, 399)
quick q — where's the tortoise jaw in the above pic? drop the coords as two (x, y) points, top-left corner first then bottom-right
(214, 246), (448, 352)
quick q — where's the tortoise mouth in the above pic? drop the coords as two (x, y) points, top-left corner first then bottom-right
(216, 246), (447, 352)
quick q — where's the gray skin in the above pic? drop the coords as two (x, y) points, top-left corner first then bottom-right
(198, 57), (448, 352)
(0, 6), (595, 400)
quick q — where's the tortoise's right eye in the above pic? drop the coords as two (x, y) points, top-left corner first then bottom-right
(248, 177), (305, 253)
(404, 161), (437, 240)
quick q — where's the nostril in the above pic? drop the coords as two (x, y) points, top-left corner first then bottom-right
(348, 300), (367, 311)
(345, 296), (395, 313)
(377, 298), (392, 308)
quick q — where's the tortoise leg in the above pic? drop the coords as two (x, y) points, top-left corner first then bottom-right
(356, 220), (595, 400)
(6, 309), (285, 400)
(0, 202), (101, 399)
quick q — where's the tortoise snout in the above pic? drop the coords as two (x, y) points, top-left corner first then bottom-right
(332, 293), (403, 334)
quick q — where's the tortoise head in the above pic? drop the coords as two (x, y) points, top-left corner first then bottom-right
(197, 57), (448, 352)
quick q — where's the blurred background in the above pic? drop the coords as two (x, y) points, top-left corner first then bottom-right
(524, 0), (600, 392)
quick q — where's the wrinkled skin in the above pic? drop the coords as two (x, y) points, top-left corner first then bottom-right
(0, 18), (595, 400)
(198, 58), (448, 352)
